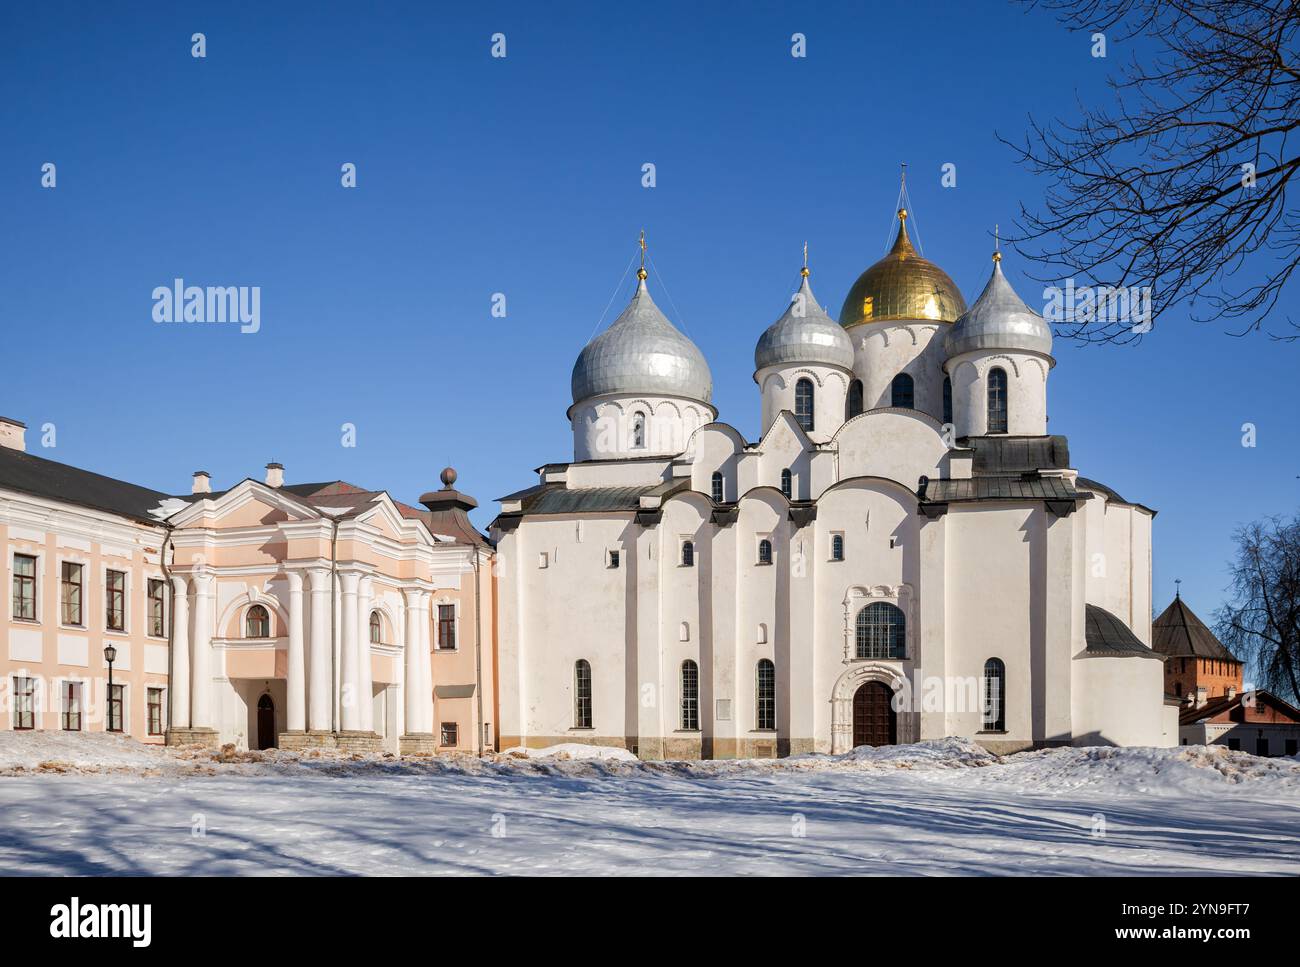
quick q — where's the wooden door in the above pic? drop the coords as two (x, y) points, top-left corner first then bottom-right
(256, 694), (276, 750)
(852, 682), (896, 747)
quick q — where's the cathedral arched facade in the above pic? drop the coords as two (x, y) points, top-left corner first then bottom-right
(492, 209), (1179, 757)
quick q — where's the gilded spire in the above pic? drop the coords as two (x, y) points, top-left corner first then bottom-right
(637, 229), (648, 281)
(890, 207), (914, 256)
(801, 241), (810, 278)
(993, 224), (1002, 264)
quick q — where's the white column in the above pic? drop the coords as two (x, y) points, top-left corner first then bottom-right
(190, 572), (215, 729)
(169, 576), (191, 730)
(403, 589), (423, 734)
(357, 576), (374, 732)
(339, 571), (361, 731)
(286, 571), (306, 733)
(418, 592), (434, 733)
(307, 567), (331, 733)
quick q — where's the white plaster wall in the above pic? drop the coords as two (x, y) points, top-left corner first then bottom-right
(833, 410), (949, 489)
(571, 393), (714, 462)
(756, 365), (850, 444)
(1071, 655), (1169, 746)
(849, 321), (947, 421)
(947, 352), (1050, 437)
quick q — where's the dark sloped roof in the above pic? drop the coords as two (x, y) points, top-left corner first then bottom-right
(0, 446), (172, 525)
(1152, 596), (1239, 661)
(1179, 689), (1300, 726)
(923, 475), (1078, 502)
(965, 435), (1070, 475)
(1084, 604), (1162, 658)
(524, 484), (663, 515)
(1075, 476), (1125, 504)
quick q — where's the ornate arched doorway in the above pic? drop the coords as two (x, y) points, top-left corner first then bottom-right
(852, 681), (896, 747)
(256, 694), (276, 750)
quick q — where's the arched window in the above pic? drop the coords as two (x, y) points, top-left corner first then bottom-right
(368, 610), (382, 644)
(794, 378), (815, 432)
(711, 471), (724, 503)
(855, 602), (905, 659)
(942, 376), (953, 426)
(757, 539), (773, 565)
(831, 534), (845, 561)
(891, 373), (914, 409)
(681, 660), (699, 730)
(756, 659), (776, 730)
(780, 468), (792, 499)
(987, 368), (1008, 433)
(574, 660), (592, 728)
(681, 541), (695, 567)
(847, 380), (864, 419)
(246, 604), (270, 639)
(982, 658), (1006, 731)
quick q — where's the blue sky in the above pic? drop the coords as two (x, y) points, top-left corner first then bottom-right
(1, 1), (1295, 628)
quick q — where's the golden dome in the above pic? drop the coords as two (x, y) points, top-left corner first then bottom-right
(839, 210), (967, 327)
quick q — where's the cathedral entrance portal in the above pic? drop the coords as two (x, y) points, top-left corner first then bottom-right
(256, 694), (277, 750)
(852, 681), (896, 747)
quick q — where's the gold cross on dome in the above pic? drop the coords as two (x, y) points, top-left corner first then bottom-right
(637, 229), (647, 280)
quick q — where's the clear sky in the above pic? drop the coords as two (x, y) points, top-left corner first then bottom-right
(2, 1), (1296, 629)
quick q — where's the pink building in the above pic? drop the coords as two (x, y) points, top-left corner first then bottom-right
(0, 415), (497, 754)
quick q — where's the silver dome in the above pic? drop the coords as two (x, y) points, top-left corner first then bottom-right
(754, 276), (855, 372)
(571, 279), (712, 406)
(945, 259), (1054, 359)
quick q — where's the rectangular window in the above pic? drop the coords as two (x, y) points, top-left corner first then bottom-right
(12, 553), (37, 621)
(61, 561), (83, 625)
(574, 661), (593, 728)
(147, 687), (164, 735)
(440, 722), (458, 747)
(13, 676), (35, 729)
(105, 570), (125, 631)
(62, 681), (82, 731)
(107, 683), (124, 733)
(437, 604), (456, 650)
(608, 549), (620, 569)
(756, 661), (776, 730)
(147, 578), (166, 637)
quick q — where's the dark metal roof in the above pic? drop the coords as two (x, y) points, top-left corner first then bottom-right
(923, 475), (1078, 502)
(1152, 596), (1240, 661)
(1075, 476), (1125, 504)
(522, 484), (663, 516)
(1179, 690), (1300, 726)
(1084, 604), (1162, 658)
(965, 435), (1070, 475)
(0, 446), (172, 525)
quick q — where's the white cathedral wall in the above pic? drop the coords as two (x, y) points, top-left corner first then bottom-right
(1079, 491), (1155, 644)
(1071, 654), (1169, 746)
(756, 365), (850, 444)
(833, 410), (949, 489)
(948, 352), (1050, 437)
(850, 321), (947, 421)
(570, 393), (714, 462)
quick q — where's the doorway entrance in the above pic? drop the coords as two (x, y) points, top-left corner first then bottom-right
(256, 694), (276, 750)
(852, 681), (896, 747)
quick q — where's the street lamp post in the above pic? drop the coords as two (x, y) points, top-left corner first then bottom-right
(104, 643), (117, 732)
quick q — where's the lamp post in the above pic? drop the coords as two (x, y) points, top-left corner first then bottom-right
(103, 643), (117, 732)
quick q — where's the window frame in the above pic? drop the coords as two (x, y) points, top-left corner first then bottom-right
(61, 560), (84, 627)
(847, 379), (864, 420)
(104, 568), (127, 633)
(830, 533), (845, 562)
(13, 676), (36, 730)
(147, 577), (167, 638)
(987, 367), (1008, 433)
(794, 377), (815, 432)
(680, 659), (700, 731)
(757, 538), (773, 566)
(245, 603), (271, 639)
(62, 679), (83, 732)
(680, 540), (695, 568)
(891, 372), (915, 409)
(147, 686), (165, 736)
(573, 659), (593, 729)
(982, 658), (1006, 732)
(440, 721), (459, 747)
(780, 468), (792, 499)
(12, 553), (38, 623)
(107, 682), (126, 733)
(854, 602), (907, 660)
(710, 471), (724, 503)
(437, 603), (457, 650)
(756, 659), (776, 731)
(369, 610), (383, 645)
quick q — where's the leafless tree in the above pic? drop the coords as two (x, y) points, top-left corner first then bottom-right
(1216, 514), (1300, 702)
(1005, 0), (1300, 343)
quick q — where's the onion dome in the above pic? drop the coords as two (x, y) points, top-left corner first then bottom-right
(839, 209), (967, 327)
(571, 276), (712, 406)
(945, 251), (1054, 358)
(754, 267), (854, 372)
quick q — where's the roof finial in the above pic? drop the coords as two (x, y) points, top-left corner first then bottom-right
(801, 241), (809, 278)
(993, 224), (1002, 264)
(637, 229), (647, 281)
(1175, 578), (1182, 600)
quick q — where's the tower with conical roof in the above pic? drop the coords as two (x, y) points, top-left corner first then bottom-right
(944, 242), (1055, 437)
(753, 249), (854, 443)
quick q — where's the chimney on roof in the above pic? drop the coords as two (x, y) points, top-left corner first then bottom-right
(192, 471), (212, 495)
(265, 462), (284, 488)
(1195, 684), (1208, 709)
(0, 417), (27, 452)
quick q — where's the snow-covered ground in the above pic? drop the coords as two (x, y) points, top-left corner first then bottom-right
(0, 732), (1296, 875)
